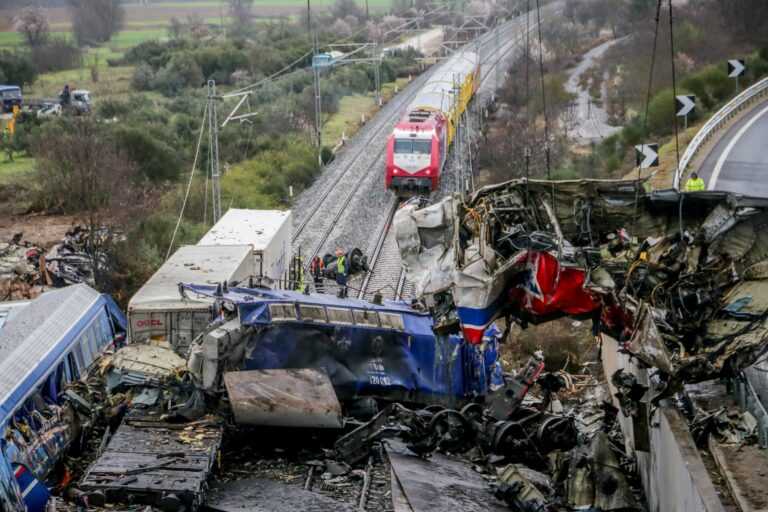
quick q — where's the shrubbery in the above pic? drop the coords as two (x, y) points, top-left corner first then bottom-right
(0, 51), (37, 86)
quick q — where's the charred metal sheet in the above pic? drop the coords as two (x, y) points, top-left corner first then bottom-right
(566, 432), (640, 511)
(79, 416), (222, 511)
(385, 441), (509, 512)
(203, 477), (356, 512)
(494, 464), (549, 511)
(223, 369), (343, 429)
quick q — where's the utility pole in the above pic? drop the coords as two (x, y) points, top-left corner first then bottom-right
(308, 2), (322, 157)
(365, 0), (369, 21)
(313, 58), (322, 151)
(207, 80), (222, 223)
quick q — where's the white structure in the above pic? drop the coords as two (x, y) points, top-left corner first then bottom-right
(128, 244), (252, 353)
(198, 209), (293, 283)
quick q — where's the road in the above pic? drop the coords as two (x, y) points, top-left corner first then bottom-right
(563, 37), (625, 144)
(385, 27), (444, 57)
(698, 97), (768, 195)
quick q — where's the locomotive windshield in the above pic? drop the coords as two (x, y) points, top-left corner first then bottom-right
(394, 139), (431, 155)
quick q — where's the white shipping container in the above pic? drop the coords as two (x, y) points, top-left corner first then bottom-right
(128, 244), (252, 353)
(197, 209), (293, 283)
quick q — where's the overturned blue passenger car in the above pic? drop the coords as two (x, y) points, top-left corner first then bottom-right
(182, 284), (505, 412)
(0, 284), (127, 512)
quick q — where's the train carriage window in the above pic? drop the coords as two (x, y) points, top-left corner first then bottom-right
(379, 312), (405, 330)
(65, 353), (80, 382)
(326, 307), (354, 325)
(353, 309), (379, 328)
(299, 305), (327, 323)
(394, 139), (412, 154)
(412, 140), (431, 154)
(269, 303), (297, 321)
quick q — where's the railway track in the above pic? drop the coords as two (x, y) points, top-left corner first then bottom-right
(294, 7), (557, 301)
(357, 14), (550, 302)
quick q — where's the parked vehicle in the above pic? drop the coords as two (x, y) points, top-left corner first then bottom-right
(0, 86), (22, 114)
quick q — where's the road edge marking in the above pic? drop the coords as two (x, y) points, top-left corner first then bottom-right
(708, 103), (768, 190)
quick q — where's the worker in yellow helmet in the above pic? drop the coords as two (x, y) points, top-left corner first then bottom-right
(684, 172), (706, 192)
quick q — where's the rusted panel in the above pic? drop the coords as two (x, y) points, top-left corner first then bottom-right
(223, 369), (343, 429)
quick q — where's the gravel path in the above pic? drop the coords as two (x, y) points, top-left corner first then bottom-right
(563, 37), (626, 143)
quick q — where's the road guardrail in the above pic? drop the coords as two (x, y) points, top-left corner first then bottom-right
(674, 75), (768, 190)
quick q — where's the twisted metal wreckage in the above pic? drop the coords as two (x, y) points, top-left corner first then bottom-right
(394, 178), (768, 403)
(10, 178), (768, 511)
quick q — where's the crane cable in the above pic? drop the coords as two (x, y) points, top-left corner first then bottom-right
(534, 0), (550, 181)
(668, 0), (684, 240)
(166, 104), (208, 261)
(633, 0), (663, 227)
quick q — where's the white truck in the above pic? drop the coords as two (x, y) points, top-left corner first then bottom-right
(127, 244), (252, 354)
(197, 209), (292, 285)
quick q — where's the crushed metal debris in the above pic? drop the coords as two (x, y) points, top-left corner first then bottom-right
(395, 179), (768, 401)
(0, 226), (117, 300)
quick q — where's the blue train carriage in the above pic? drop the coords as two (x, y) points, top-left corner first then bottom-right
(182, 284), (504, 407)
(0, 284), (128, 512)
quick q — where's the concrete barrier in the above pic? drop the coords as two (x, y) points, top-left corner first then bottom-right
(601, 335), (726, 512)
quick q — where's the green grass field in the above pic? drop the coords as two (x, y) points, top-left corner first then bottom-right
(323, 76), (408, 147)
(0, 155), (35, 185)
(22, 65), (137, 100)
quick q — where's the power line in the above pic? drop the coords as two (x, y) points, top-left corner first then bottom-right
(166, 104), (208, 261)
(634, 0), (663, 224)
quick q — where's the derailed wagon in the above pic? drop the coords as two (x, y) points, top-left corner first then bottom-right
(182, 285), (505, 427)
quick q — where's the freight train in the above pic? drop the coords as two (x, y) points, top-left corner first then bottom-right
(385, 50), (480, 195)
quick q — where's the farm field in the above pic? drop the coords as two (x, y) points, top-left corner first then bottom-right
(0, 0), (393, 35)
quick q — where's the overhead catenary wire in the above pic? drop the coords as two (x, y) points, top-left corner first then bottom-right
(166, 104), (208, 261)
(229, 3), (452, 98)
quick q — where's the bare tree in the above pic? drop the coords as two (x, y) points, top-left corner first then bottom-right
(709, 0), (768, 46)
(331, 0), (364, 22)
(168, 16), (184, 40)
(228, 0), (254, 36)
(34, 119), (145, 289)
(14, 7), (50, 48)
(68, 0), (124, 46)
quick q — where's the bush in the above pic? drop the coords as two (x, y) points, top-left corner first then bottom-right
(112, 126), (182, 182)
(0, 51), (37, 85)
(221, 137), (320, 206)
(192, 44), (249, 84)
(97, 98), (132, 118)
(646, 88), (677, 135)
(696, 66), (735, 105)
(132, 64), (155, 91)
(123, 39), (182, 68)
(30, 39), (80, 73)
(320, 146), (334, 165)
(152, 52), (204, 96)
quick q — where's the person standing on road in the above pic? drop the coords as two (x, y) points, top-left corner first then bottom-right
(335, 248), (348, 298)
(685, 172), (706, 192)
